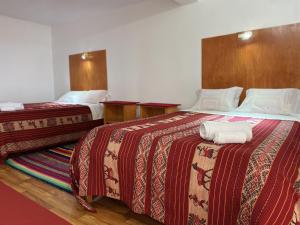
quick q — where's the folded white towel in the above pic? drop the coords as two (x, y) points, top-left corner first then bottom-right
(0, 102), (24, 111)
(213, 131), (247, 144)
(1, 106), (23, 111)
(200, 121), (252, 142)
(0, 102), (24, 108)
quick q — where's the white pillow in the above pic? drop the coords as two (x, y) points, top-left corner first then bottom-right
(191, 87), (243, 112)
(84, 90), (108, 104)
(57, 90), (108, 104)
(237, 88), (298, 115)
(57, 91), (88, 103)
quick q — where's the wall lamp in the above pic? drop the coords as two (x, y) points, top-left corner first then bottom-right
(81, 52), (90, 60)
(238, 31), (253, 40)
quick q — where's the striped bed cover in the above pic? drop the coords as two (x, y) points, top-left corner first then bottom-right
(0, 102), (101, 158)
(70, 111), (300, 225)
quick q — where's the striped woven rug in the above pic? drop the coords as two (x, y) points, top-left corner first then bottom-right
(5, 144), (75, 193)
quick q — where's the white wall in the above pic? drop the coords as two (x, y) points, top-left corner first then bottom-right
(52, 0), (300, 108)
(0, 15), (54, 103)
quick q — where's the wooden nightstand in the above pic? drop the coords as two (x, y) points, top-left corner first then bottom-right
(101, 101), (139, 124)
(139, 103), (180, 118)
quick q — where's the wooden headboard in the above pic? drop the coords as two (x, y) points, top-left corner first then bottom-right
(69, 50), (108, 90)
(202, 23), (300, 100)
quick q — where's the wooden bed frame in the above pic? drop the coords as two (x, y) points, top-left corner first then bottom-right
(202, 23), (300, 100)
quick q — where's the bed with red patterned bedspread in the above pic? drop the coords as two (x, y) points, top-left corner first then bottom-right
(0, 102), (102, 158)
(70, 111), (300, 225)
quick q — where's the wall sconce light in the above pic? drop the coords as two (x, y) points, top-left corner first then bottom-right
(81, 52), (89, 60)
(238, 31), (253, 40)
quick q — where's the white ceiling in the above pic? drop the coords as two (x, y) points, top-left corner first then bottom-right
(0, 0), (171, 25)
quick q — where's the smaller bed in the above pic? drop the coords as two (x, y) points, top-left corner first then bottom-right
(0, 90), (106, 159)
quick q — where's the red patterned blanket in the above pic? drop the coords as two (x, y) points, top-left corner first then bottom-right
(70, 111), (300, 225)
(0, 102), (102, 158)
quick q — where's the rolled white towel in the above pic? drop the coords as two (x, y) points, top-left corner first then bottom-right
(213, 131), (247, 144)
(199, 121), (252, 142)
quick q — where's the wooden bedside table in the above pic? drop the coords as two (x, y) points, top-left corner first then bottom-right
(101, 101), (139, 124)
(139, 103), (181, 118)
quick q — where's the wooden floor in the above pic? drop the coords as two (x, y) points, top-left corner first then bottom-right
(0, 164), (162, 225)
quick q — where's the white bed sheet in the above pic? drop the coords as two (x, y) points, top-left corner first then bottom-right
(55, 102), (103, 120)
(184, 108), (300, 122)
